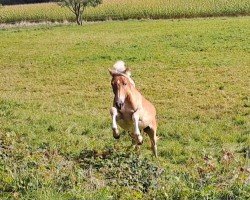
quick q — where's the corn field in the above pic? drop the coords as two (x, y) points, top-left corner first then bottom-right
(0, 0), (249, 23)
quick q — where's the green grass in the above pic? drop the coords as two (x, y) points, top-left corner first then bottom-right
(0, 0), (250, 24)
(0, 17), (250, 199)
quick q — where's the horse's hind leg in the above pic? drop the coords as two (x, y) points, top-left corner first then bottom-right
(110, 107), (120, 139)
(144, 124), (158, 157)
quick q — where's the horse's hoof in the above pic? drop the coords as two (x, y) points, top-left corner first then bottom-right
(137, 139), (143, 145)
(113, 135), (120, 139)
(112, 128), (120, 139)
(137, 135), (143, 145)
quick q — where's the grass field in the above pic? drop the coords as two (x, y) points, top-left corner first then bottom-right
(0, 17), (250, 199)
(0, 0), (250, 24)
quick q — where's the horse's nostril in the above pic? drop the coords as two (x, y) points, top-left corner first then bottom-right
(116, 102), (123, 110)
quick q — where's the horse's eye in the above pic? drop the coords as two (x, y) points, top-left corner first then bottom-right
(123, 83), (127, 86)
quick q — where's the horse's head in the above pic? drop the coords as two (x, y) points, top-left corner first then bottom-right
(109, 61), (135, 110)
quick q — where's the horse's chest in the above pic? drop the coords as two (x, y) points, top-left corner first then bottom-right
(117, 111), (144, 132)
(117, 119), (133, 131)
(117, 111), (133, 131)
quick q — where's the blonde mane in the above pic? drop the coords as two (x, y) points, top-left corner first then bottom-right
(112, 61), (135, 87)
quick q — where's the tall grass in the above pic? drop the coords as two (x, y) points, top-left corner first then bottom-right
(0, 3), (73, 23)
(0, 0), (249, 23)
(84, 0), (250, 21)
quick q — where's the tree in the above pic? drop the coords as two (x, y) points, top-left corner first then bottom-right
(59, 0), (102, 25)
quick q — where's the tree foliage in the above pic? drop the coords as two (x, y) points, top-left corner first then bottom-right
(59, 0), (102, 25)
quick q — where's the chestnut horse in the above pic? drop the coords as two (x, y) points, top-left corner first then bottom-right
(109, 61), (158, 157)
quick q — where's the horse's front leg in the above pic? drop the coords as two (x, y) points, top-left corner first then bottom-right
(110, 107), (121, 139)
(132, 111), (143, 145)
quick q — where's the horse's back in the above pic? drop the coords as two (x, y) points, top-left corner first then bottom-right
(138, 96), (157, 130)
(142, 97), (156, 118)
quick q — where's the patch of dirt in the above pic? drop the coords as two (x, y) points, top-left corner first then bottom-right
(0, 21), (72, 29)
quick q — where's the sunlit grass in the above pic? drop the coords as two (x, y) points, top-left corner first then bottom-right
(0, 17), (249, 199)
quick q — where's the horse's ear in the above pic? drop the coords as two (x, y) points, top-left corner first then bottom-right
(124, 68), (131, 76)
(108, 68), (114, 76)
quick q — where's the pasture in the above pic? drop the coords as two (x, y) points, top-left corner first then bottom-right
(0, 17), (250, 199)
(0, 0), (250, 23)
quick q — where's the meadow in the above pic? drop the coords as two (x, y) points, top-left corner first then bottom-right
(0, 0), (250, 24)
(0, 17), (250, 199)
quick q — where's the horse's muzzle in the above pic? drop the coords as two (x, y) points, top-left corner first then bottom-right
(115, 101), (124, 110)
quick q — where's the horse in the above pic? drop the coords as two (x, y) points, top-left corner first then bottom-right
(108, 61), (158, 157)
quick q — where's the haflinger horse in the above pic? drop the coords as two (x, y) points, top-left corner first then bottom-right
(109, 61), (158, 157)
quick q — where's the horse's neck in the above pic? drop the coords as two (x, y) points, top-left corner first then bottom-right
(126, 86), (141, 111)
